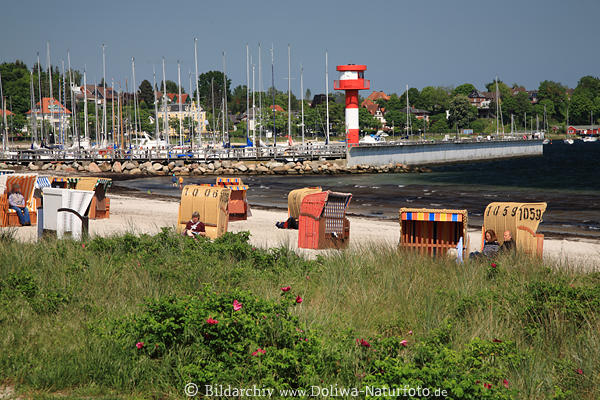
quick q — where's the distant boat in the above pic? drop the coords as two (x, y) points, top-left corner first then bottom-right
(564, 138), (574, 145)
(359, 133), (386, 144)
(542, 139), (550, 145)
(582, 136), (598, 142)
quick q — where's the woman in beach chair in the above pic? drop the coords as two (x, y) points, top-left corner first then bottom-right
(8, 184), (31, 226)
(183, 211), (206, 238)
(470, 229), (500, 259)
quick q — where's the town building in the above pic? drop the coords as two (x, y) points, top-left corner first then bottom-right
(468, 90), (490, 109)
(25, 97), (71, 131)
(399, 106), (430, 122)
(151, 98), (208, 136)
(361, 91), (389, 125)
(567, 125), (599, 135)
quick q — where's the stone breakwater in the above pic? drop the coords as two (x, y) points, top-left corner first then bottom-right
(4, 160), (431, 176)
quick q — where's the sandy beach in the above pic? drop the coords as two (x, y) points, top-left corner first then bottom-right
(9, 193), (600, 269)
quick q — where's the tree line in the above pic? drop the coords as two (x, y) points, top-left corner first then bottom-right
(2, 59), (600, 139)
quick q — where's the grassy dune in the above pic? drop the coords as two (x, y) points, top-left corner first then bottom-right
(0, 230), (598, 399)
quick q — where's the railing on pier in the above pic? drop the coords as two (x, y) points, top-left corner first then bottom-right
(0, 143), (348, 163)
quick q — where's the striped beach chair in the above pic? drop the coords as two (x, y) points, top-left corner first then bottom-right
(399, 208), (468, 258)
(1, 174), (38, 227)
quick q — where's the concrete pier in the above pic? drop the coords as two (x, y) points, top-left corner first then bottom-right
(347, 139), (543, 166)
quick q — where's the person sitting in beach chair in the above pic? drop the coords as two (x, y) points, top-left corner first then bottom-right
(183, 211), (206, 238)
(8, 184), (31, 226)
(470, 229), (500, 259)
(500, 230), (515, 253)
(275, 216), (298, 230)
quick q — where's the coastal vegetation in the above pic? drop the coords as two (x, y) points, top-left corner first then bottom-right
(1, 230), (598, 399)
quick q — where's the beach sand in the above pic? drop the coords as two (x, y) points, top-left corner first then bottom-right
(9, 194), (600, 269)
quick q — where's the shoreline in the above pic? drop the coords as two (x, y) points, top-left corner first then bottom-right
(7, 191), (600, 269)
(110, 185), (600, 242)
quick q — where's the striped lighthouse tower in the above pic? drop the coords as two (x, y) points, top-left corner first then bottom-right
(334, 64), (370, 145)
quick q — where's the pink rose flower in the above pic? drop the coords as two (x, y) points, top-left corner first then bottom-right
(206, 317), (219, 325)
(503, 379), (509, 388)
(136, 342), (144, 349)
(295, 295), (303, 304)
(281, 286), (291, 292)
(252, 348), (266, 356)
(233, 299), (242, 311)
(400, 340), (408, 347)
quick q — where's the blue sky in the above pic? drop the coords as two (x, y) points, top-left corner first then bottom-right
(1, 0), (597, 95)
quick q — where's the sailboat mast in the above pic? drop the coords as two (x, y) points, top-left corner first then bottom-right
(325, 50), (329, 144)
(36, 53), (45, 144)
(132, 57), (139, 147)
(258, 43), (262, 146)
(194, 38), (202, 147)
(94, 83), (98, 145)
(29, 70), (37, 145)
(153, 66), (159, 140)
(271, 45), (276, 147)
(211, 78), (216, 146)
(118, 83), (123, 149)
(162, 57), (168, 146)
(495, 77), (499, 136)
(300, 64), (305, 145)
(252, 60), (256, 147)
(189, 71), (194, 149)
(0, 71), (6, 151)
(83, 68), (88, 142)
(67, 51), (76, 147)
(102, 44), (107, 144)
(47, 42), (54, 143)
(177, 60), (183, 147)
(111, 78), (116, 148)
(60, 60), (65, 146)
(246, 43), (250, 144)
(222, 51), (229, 145)
(511, 114), (514, 135)
(406, 84), (410, 135)
(287, 44), (291, 142)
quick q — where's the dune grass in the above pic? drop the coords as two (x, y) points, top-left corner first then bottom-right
(0, 230), (598, 399)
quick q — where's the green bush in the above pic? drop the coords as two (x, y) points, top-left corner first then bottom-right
(104, 288), (325, 392)
(364, 325), (521, 399)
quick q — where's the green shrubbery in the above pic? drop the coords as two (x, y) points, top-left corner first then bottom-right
(103, 288), (324, 391)
(0, 231), (599, 399)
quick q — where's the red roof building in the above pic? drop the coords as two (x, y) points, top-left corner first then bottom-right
(0, 109), (14, 117)
(166, 93), (189, 104)
(270, 104), (284, 112)
(361, 91), (389, 126)
(26, 97), (71, 115)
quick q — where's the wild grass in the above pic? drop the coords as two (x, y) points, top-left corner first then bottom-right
(0, 230), (598, 399)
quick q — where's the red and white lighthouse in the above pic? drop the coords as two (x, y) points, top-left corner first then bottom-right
(334, 64), (370, 145)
